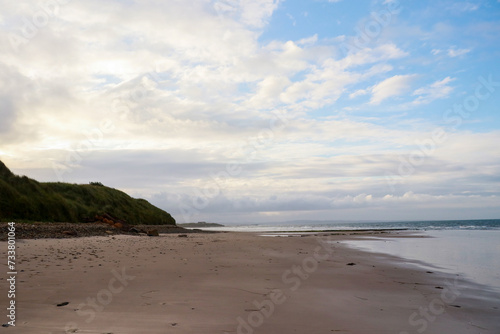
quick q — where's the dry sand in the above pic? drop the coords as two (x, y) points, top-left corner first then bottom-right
(1, 231), (499, 333)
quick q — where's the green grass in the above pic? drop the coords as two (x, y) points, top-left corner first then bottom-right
(0, 160), (175, 225)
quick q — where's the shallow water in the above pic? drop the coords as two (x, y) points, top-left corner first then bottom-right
(193, 219), (500, 232)
(342, 230), (500, 292)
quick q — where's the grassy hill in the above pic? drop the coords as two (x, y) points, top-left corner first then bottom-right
(0, 160), (175, 225)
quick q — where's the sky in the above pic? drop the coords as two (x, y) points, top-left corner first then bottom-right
(1, 0), (500, 224)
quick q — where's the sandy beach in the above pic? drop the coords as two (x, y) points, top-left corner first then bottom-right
(1, 231), (499, 333)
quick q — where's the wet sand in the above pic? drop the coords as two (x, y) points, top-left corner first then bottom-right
(0, 231), (499, 333)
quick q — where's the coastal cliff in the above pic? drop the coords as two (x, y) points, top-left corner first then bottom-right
(0, 160), (175, 225)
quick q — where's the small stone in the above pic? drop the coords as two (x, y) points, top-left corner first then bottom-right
(346, 263), (356, 266)
(57, 302), (69, 307)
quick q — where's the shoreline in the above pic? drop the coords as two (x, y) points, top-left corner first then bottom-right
(0, 221), (412, 241)
(0, 231), (498, 333)
(0, 222), (214, 241)
(343, 229), (500, 294)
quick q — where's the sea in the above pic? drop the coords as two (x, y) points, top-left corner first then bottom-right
(195, 219), (500, 232)
(195, 219), (500, 292)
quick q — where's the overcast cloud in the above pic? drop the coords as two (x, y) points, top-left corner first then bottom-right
(1, 0), (499, 223)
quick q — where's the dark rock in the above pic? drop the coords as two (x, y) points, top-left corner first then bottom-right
(346, 263), (356, 266)
(57, 302), (69, 307)
(120, 224), (132, 232)
(147, 229), (159, 236)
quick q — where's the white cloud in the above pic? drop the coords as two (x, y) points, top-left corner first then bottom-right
(349, 89), (368, 99)
(447, 48), (471, 57)
(370, 74), (417, 105)
(340, 43), (408, 67)
(431, 47), (470, 58)
(1, 0), (498, 223)
(213, 0), (281, 28)
(412, 76), (455, 105)
(246, 75), (292, 108)
(239, 0), (281, 28)
(297, 34), (318, 46)
(449, 2), (480, 12)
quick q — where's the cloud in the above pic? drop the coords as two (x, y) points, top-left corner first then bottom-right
(1, 0), (499, 223)
(448, 2), (480, 12)
(411, 76), (455, 105)
(297, 34), (318, 46)
(447, 48), (471, 57)
(239, 0), (282, 28)
(349, 89), (368, 99)
(0, 95), (16, 132)
(213, 0), (281, 28)
(340, 43), (408, 65)
(431, 47), (470, 58)
(0, 63), (40, 142)
(369, 74), (417, 105)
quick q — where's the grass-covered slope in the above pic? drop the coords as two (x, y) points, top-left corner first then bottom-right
(0, 160), (175, 225)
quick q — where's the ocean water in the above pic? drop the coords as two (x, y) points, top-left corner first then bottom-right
(196, 219), (500, 232)
(343, 230), (500, 292)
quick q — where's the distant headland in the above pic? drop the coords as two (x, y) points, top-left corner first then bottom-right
(179, 222), (225, 228)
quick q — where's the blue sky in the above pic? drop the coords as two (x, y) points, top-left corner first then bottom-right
(1, 0), (499, 223)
